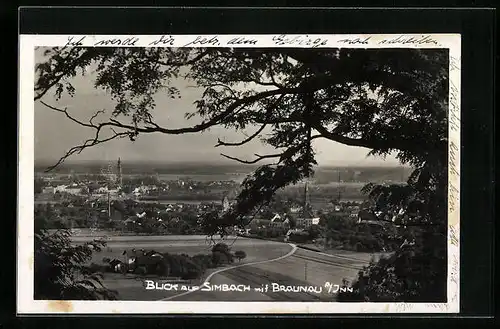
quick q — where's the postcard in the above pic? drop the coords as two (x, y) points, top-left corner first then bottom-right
(18, 33), (460, 314)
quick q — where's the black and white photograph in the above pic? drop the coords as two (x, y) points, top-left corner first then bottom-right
(18, 34), (461, 314)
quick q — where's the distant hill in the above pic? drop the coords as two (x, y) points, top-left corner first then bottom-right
(35, 160), (260, 175)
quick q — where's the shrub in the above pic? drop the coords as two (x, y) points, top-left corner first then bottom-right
(34, 215), (118, 300)
(234, 250), (247, 262)
(212, 251), (233, 266)
(192, 254), (215, 269)
(212, 243), (230, 254)
(160, 253), (206, 280)
(338, 229), (447, 302)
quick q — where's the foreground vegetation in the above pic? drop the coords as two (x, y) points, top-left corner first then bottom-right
(34, 215), (118, 300)
(103, 242), (244, 280)
(35, 205), (248, 299)
(338, 225), (446, 302)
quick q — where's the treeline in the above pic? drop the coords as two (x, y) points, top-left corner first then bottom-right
(91, 243), (247, 282)
(139, 194), (225, 202)
(313, 167), (412, 183)
(277, 186), (366, 202)
(321, 215), (408, 252)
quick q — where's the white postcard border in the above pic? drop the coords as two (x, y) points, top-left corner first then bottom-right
(18, 34), (461, 314)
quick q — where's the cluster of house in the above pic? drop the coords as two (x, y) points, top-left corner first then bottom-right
(129, 179), (238, 196)
(328, 202), (363, 219)
(244, 209), (321, 231)
(357, 206), (422, 227)
(42, 183), (88, 195)
(100, 198), (225, 231)
(131, 185), (161, 197)
(42, 183), (126, 196)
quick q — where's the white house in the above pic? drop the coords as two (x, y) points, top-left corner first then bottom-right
(295, 217), (320, 228)
(42, 186), (55, 194)
(54, 185), (68, 193)
(96, 186), (109, 194)
(270, 213), (290, 228)
(65, 186), (82, 195)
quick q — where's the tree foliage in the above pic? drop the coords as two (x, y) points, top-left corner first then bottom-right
(35, 47), (448, 233)
(338, 225), (447, 302)
(34, 212), (118, 300)
(234, 250), (247, 262)
(35, 46), (449, 301)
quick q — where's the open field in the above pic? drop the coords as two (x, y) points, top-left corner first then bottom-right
(175, 248), (379, 302)
(75, 235), (293, 301)
(66, 234), (388, 301)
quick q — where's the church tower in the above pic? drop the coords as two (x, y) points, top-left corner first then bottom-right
(117, 157), (123, 188)
(222, 194), (230, 212)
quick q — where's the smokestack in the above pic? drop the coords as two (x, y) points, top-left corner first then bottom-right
(303, 181), (310, 219)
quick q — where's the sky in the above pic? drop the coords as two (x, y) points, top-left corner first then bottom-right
(34, 48), (401, 167)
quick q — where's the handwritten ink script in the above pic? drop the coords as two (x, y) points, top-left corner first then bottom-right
(183, 36), (221, 47)
(149, 35), (175, 46)
(450, 253), (459, 286)
(429, 303), (449, 312)
(227, 36), (258, 46)
(338, 36), (371, 45)
(448, 51), (461, 223)
(395, 303), (415, 312)
(60, 34), (450, 49)
(272, 35), (328, 48)
(144, 280), (352, 294)
(379, 35), (439, 46)
(63, 36), (86, 49)
(450, 56), (461, 72)
(449, 181), (459, 213)
(94, 37), (139, 47)
(449, 225), (459, 247)
(449, 81), (460, 133)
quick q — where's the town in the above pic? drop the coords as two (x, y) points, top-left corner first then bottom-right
(35, 159), (411, 252)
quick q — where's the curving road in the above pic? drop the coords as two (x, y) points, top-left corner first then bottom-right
(82, 235), (375, 301)
(93, 235), (294, 301)
(160, 243), (298, 301)
(161, 245), (374, 302)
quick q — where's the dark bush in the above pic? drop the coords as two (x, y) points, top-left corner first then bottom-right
(212, 251), (233, 266)
(212, 243), (230, 254)
(234, 250), (247, 262)
(338, 228), (447, 302)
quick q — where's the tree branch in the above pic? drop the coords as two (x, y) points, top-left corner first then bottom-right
(153, 49), (212, 66)
(35, 48), (96, 101)
(215, 123), (267, 148)
(219, 152), (283, 165)
(45, 131), (130, 172)
(312, 123), (376, 148)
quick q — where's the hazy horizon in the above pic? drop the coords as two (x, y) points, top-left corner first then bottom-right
(35, 158), (410, 169)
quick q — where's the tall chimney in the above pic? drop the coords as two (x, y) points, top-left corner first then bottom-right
(108, 192), (111, 219)
(303, 181), (309, 218)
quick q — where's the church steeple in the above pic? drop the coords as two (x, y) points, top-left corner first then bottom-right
(117, 157), (123, 188)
